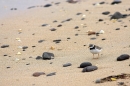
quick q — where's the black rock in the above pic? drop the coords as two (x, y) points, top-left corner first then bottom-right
(53, 39), (61, 43)
(44, 4), (52, 7)
(6, 67), (11, 69)
(3, 54), (8, 56)
(124, 25), (127, 27)
(82, 66), (98, 72)
(117, 54), (130, 61)
(1, 45), (9, 48)
(110, 12), (123, 20)
(53, 20), (58, 23)
(75, 34), (78, 36)
(102, 38), (106, 40)
(57, 24), (62, 27)
(42, 24), (48, 27)
(102, 11), (110, 15)
(46, 72), (56, 76)
(36, 56), (42, 60)
(32, 46), (36, 47)
(80, 62), (92, 68)
(50, 28), (56, 31)
(76, 13), (82, 15)
(115, 28), (120, 30)
(38, 40), (45, 43)
(74, 26), (79, 29)
(99, 19), (103, 21)
(63, 63), (72, 67)
(27, 6), (36, 9)
(22, 46), (28, 49)
(111, 0), (122, 5)
(42, 52), (54, 60)
(67, 37), (70, 39)
(99, 1), (105, 4)
(66, 18), (72, 21)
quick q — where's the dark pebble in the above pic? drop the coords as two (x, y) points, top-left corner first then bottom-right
(81, 18), (85, 20)
(102, 38), (106, 40)
(38, 40), (45, 43)
(23, 49), (25, 51)
(79, 62), (92, 68)
(67, 37), (70, 39)
(53, 39), (61, 43)
(32, 72), (45, 77)
(118, 82), (124, 85)
(42, 24), (48, 27)
(36, 56), (42, 60)
(90, 37), (96, 40)
(55, 2), (60, 5)
(117, 54), (130, 61)
(3, 54), (8, 56)
(115, 28), (120, 30)
(46, 72), (56, 76)
(66, 18), (72, 21)
(57, 24), (62, 27)
(50, 28), (56, 31)
(32, 46), (36, 47)
(44, 4), (52, 7)
(26, 63), (30, 65)
(76, 13), (82, 15)
(42, 52), (54, 60)
(124, 25), (127, 27)
(85, 9), (89, 11)
(74, 26), (79, 29)
(7, 67), (11, 69)
(27, 6), (36, 9)
(111, 0), (122, 5)
(110, 12), (124, 20)
(83, 45), (86, 46)
(53, 20), (58, 23)
(99, 1), (105, 4)
(82, 66), (98, 72)
(99, 19), (103, 21)
(1, 45), (9, 48)
(75, 34), (78, 36)
(102, 11), (110, 15)
(63, 63), (72, 67)
(22, 46), (28, 49)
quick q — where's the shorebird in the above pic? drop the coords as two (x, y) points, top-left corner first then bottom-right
(88, 44), (102, 59)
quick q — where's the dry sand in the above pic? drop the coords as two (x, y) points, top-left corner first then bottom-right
(0, 0), (130, 86)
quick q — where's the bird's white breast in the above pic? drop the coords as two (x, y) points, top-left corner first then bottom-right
(90, 49), (102, 54)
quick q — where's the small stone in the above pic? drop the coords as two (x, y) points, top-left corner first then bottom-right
(32, 46), (36, 47)
(32, 72), (45, 77)
(99, 19), (103, 21)
(42, 24), (48, 27)
(22, 46), (28, 49)
(53, 20), (58, 23)
(3, 54), (8, 56)
(26, 63), (30, 65)
(79, 62), (92, 68)
(82, 66), (98, 72)
(102, 11), (110, 15)
(6, 67), (11, 69)
(74, 26), (79, 29)
(76, 13), (82, 15)
(50, 46), (55, 50)
(118, 82), (124, 85)
(115, 28), (120, 30)
(111, 0), (122, 5)
(38, 40), (45, 43)
(63, 63), (72, 67)
(16, 52), (21, 55)
(102, 38), (106, 40)
(36, 56), (42, 60)
(57, 24), (62, 27)
(75, 34), (78, 36)
(99, 1), (105, 4)
(95, 79), (101, 83)
(42, 52), (54, 60)
(50, 28), (56, 31)
(117, 54), (130, 61)
(1, 45), (9, 48)
(53, 39), (61, 43)
(124, 25), (127, 27)
(110, 12), (123, 20)
(44, 4), (52, 7)
(67, 37), (70, 39)
(66, 18), (72, 21)
(46, 72), (56, 76)
(99, 30), (105, 34)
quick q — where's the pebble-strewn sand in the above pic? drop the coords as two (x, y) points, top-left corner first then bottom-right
(0, 0), (130, 86)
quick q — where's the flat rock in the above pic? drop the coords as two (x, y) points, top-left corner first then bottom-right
(32, 72), (45, 77)
(99, 19), (103, 21)
(110, 12), (125, 20)
(117, 54), (130, 61)
(46, 72), (56, 76)
(63, 63), (72, 67)
(1, 45), (9, 48)
(22, 46), (28, 49)
(41, 24), (48, 27)
(102, 11), (110, 15)
(79, 62), (92, 68)
(38, 40), (45, 43)
(42, 52), (54, 60)
(82, 66), (98, 72)
(111, 0), (122, 5)
(36, 56), (42, 60)
(44, 4), (52, 7)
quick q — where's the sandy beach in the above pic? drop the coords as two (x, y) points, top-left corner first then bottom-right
(0, 0), (130, 86)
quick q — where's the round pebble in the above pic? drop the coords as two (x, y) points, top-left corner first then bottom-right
(80, 62), (92, 68)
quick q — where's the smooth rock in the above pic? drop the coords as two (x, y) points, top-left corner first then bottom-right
(99, 19), (103, 21)
(38, 40), (45, 43)
(82, 66), (98, 72)
(66, 18), (72, 21)
(74, 26), (79, 29)
(102, 11), (110, 15)
(117, 54), (130, 61)
(22, 46), (28, 49)
(99, 1), (105, 4)
(57, 24), (62, 27)
(111, 0), (122, 5)
(32, 72), (45, 77)
(110, 12), (123, 20)
(44, 4), (52, 7)
(42, 24), (48, 27)
(50, 28), (56, 31)
(46, 72), (56, 76)
(95, 79), (101, 83)
(80, 62), (92, 68)
(115, 28), (120, 30)
(63, 63), (72, 67)
(42, 52), (54, 60)
(76, 13), (82, 15)
(1, 45), (9, 48)
(36, 56), (42, 60)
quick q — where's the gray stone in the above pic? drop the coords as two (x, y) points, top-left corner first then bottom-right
(63, 63), (72, 67)
(80, 62), (92, 68)
(117, 54), (129, 61)
(42, 52), (54, 60)
(46, 72), (56, 76)
(82, 66), (98, 72)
